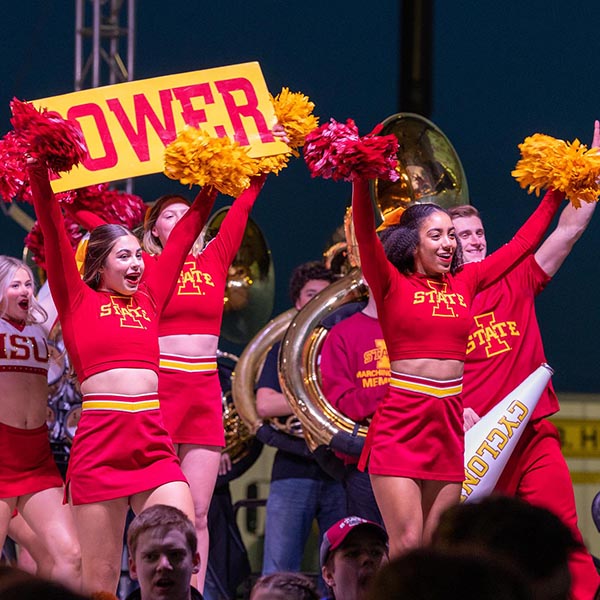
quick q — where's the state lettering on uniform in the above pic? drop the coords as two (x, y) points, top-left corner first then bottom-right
(413, 280), (466, 317)
(466, 311), (520, 356)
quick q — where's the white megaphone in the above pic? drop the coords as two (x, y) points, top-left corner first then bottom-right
(461, 363), (553, 503)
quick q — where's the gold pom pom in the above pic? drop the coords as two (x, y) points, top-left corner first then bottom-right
(271, 87), (319, 149)
(512, 133), (600, 208)
(164, 126), (260, 197)
(253, 153), (291, 175)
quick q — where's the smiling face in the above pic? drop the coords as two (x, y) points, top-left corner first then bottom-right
(3, 267), (34, 322)
(151, 201), (190, 247)
(452, 215), (487, 263)
(413, 211), (457, 276)
(129, 528), (200, 600)
(98, 234), (144, 295)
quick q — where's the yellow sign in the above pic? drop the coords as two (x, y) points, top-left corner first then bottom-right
(32, 62), (288, 192)
(551, 417), (600, 458)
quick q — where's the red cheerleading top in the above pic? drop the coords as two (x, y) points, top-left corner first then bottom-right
(28, 166), (214, 382)
(149, 183), (261, 337)
(462, 255), (558, 420)
(0, 318), (49, 376)
(352, 179), (563, 362)
(68, 182), (261, 337)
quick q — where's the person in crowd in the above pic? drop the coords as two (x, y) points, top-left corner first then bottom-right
(320, 287), (388, 525)
(250, 572), (319, 600)
(448, 119), (600, 600)
(0, 255), (81, 589)
(367, 547), (532, 600)
(432, 495), (580, 600)
(27, 159), (215, 594)
(256, 261), (346, 576)
(126, 504), (202, 600)
(351, 169), (568, 556)
(320, 515), (389, 600)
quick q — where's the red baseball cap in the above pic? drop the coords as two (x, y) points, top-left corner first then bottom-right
(320, 516), (388, 567)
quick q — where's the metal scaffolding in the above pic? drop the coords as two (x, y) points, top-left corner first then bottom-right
(74, 0), (135, 190)
(74, 0), (135, 91)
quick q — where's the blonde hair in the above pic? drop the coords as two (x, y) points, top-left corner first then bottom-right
(142, 194), (206, 257)
(0, 256), (48, 325)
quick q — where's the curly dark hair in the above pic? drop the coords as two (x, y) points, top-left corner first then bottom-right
(288, 261), (335, 304)
(381, 203), (463, 275)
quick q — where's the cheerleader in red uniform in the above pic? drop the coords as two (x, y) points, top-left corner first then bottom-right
(351, 177), (565, 558)
(140, 173), (265, 591)
(27, 159), (216, 595)
(0, 255), (81, 589)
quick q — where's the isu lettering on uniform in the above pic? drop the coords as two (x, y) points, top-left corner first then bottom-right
(0, 319), (49, 376)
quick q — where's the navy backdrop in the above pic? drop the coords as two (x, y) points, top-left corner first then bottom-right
(1, 1), (599, 391)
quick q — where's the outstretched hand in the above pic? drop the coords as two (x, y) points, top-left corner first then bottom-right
(25, 155), (49, 182)
(463, 407), (481, 432)
(592, 119), (600, 149)
(272, 122), (290, 145)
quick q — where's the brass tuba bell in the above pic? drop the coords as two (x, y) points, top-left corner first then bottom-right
(374, 112), (469, 228)
(278, 113), (470, 452)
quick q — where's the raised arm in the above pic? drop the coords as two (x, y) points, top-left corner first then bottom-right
(534, 120), (600, 277)
(144, 184), (218, 308)
(470, 189), (564, 292)
(206, 175), (266, 267)
(351, 178), (394, 298)
(27, 163), (86, 314)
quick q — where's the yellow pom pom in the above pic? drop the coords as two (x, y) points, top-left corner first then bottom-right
(164, 126), (261, 197)
(512, 133), (600, 207)
(253, 153), (291, 175)
(271, 87), (319, 149)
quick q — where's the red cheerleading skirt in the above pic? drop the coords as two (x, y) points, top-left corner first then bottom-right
(159, 354), (225, 446)
(0, 422), (63, 499)
(358, 372), (464, 482)
(66, 392), (187, 505)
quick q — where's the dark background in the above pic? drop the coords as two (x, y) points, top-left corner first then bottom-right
(1, 1), (599, 392)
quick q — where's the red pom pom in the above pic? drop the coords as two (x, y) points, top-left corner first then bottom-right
(65, 184), (146, 230)
(102, 189), (146, 229)
(0, 132), (29, 202)
(10, 98), (88, 174)
(24, 214), (82, 270)
(24, 184), (145, 270)
(304, 118), (399, 182)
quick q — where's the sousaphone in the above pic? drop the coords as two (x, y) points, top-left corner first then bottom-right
(278, 113), (470, 452)
(207, 206), (276, 471)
